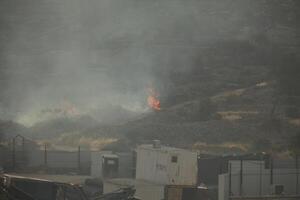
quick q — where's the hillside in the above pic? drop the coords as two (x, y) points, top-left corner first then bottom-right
(0, 0), (299, 154)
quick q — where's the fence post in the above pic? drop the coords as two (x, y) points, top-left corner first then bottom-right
(21, 137), (25, 168)
(78, 146), (81, 174)
(259, 157), (263, 196)
(270, 156), (273, 185)
(12, 138), (16, 171)
(44, 144), (47, 168)
(22, 137), (25, 152)
(229, 162), (232, 197)
(296, 155), (299, 194)
(239, 159), (243, 196)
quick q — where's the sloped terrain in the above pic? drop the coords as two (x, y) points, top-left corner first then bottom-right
(0, 0), (299, 154)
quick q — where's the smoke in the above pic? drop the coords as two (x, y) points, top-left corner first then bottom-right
(0, 0), (296, 126)
(0, 0), (159, 125)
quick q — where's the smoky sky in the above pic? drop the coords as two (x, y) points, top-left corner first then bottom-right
(0, 0), (298, 125)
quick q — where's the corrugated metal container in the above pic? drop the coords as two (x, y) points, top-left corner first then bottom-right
(136, 144), (198, 185)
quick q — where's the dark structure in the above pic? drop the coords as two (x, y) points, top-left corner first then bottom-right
(0, 174), (139, 200)
(197, 153), (271, 186)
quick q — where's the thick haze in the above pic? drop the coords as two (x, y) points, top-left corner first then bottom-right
(0, 0), (296, 126)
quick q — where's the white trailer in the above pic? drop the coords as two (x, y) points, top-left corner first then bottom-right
(135, 144), (198, 185)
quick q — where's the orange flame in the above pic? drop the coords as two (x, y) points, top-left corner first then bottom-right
(147, 88), (161, 111)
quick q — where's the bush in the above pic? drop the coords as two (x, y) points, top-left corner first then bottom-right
(285, 106), (299, 118)
(289, 132), (300, 155)
(251, 138), (272, 152)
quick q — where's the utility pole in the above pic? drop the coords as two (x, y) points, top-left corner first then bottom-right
(78, 146), (81, 174)
(239, 159), (243, 196)
(270, 156), (273, 185)
(296, 155), (299, 194)
(12, 138), (16, 171)
(44, 144), (47, 167)
(229, 162), (232, 197)
(259, 155), (263, 196)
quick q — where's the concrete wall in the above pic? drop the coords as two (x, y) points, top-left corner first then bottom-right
(0, 147), (11, 169)
(27, 150), (44, 167)
(3, 149), (133, 177)
(27, 150), (90, 169)
(136, 145), (198, 185)
(117, 152), (134, 178)
(218, 160), (300, 200)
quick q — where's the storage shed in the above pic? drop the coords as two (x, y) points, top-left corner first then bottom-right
(135, 144), (198, 185)
(91, 151), (119, 178)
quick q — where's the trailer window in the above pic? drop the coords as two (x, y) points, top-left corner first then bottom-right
(107, 160), (115, 165)
(171, 156), (178, 163)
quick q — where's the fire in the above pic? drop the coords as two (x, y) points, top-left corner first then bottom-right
(147, 88), (161, 111)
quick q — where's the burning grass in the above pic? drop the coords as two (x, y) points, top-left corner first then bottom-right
(147, 88), (161, 111)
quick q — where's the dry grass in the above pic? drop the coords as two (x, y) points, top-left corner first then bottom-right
(256, 81), (268, 87)
(217, 111), (259, 121)
(78, 137), (118, 150)
(36, 136), (118, 151)
(211, 88), (246, 102)
(193, 142), (249, 153)
(211, 81), (269, 103)
(288, 118), (300, 126)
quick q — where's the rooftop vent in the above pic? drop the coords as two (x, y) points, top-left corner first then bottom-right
(152, 140), (161, 148)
